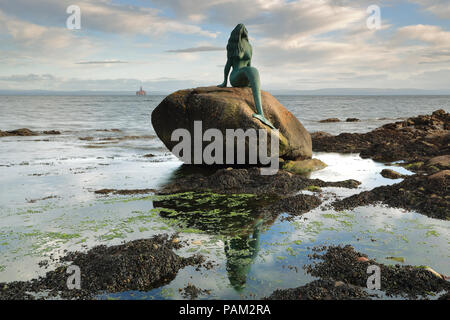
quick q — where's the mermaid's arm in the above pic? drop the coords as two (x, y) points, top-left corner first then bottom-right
(218, 59), (231, 87)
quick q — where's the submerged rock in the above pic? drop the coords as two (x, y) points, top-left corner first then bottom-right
(260, 194), (322, 220)
(151, 86), (312, 164)
(94, 188), (156, 195)
(0, 128), (37, 136)
(0, 128), (61, 137)
(42, 130), (61, 135)
(319, 118), (340, 123)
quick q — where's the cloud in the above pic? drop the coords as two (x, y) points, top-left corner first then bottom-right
(0, 74), (56, 82)
(151, 0), (366, 41)
(0, 0), (218, 38)
(75, 60), (128, 65)
(395, 24), (450, 45)
(0, 0), (449, 91)
(0, 73), (207, 92)
(411, 0), (450, 19)
(166, 46), (224, 53)
(0, 9), (95, 64)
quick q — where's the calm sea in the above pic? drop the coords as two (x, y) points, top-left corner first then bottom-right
(0, 95), (448, 299)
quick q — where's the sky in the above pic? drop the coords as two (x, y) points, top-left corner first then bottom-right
(0, 0), (449, 92)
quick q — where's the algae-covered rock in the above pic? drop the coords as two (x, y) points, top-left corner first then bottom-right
(282, 158), (327, 174)
(380, 169), (404, 179)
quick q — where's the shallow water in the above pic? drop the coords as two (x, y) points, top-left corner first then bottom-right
(0, 95), (449, 299)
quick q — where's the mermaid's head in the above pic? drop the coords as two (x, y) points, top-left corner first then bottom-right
(226, 23), (250, 59)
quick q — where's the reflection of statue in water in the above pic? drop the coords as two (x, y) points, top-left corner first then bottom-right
(218, 24), (275, 129)
(224, 219), (262, 292)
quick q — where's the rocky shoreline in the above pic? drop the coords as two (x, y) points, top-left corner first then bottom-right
(0, 234), (207, 300)
(0, 128), (61, 137)
(312, 109), (448, 163)
(332, 170), (449, 220)
(267, 245), (449, 300)
(1, 110), (448, 300)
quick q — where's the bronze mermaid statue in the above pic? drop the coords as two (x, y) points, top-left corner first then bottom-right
(218, 24), (275, 129)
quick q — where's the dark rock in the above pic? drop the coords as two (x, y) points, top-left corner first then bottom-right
(94, 188), (156, 195)
(0, 234), (205, 300)
(260, 194), (322, 220)
(312, 109), (449, 164)
(427, 155), (450, 170)
(346, 118), (360, 122)
(179, 283), (211, 300)
(319, 118), (340, 123)
(266, 279), (372, 300)
(333, 171), (449, 220)
(159, 167), (360, 196)
(310, 131), (332, 139)
(304, 245), (449, 299)
(0, 128), (37, 137)
(0, 129), (61, 137)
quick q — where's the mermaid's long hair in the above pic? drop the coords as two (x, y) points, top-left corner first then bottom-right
(226, 23), (251, 60)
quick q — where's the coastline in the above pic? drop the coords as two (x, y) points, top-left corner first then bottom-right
(0, 109), (448, 300)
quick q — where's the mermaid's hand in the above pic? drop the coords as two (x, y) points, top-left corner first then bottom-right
(217, 82), (227, 88)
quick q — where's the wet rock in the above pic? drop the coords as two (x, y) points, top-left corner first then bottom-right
(151, 86), (312, 163)
(179, 283), (211, 300)
(26, 195), (58, 203)
(159, 167), (360, 196)
(319, 118), (340, 123)
(312, 109), (449, 163)
(96, 128), (122, 132)
(427, 155), (450, 170)
(304, 245), (450, 299)
(346, 118), (360, 122)
(0, 234), (205, 300)
(380, 169), (404, 179)
(266, 279), (372, 300)
(310, 131), (332, 139)
(282, 158), (327, 175)
(332, 172), (449, 220)
(428, 169), (450, 181)
(0, 129), (61, 137)
(94, 188), (156, 195)
(0, 128), (37, 137)
(260, 194), (322, 220)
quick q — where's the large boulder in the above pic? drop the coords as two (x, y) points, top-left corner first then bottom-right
(151, 86), (312, 164)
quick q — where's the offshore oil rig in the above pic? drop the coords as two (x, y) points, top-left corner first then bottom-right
(136, 86), (146, 96)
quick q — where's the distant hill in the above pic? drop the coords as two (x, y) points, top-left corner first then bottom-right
(0, 90), (167, 96)
(0, 88), (449, 96)
(269, 88), (450, 95)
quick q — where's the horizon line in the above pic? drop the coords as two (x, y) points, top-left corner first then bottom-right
(1, 88), (450, 96)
